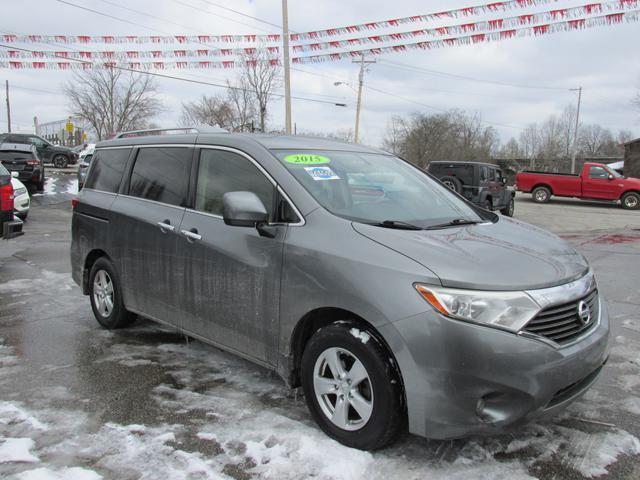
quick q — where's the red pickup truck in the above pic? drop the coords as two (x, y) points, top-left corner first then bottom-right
(516, 162), (640, 210)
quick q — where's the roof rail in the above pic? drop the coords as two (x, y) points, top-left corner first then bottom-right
(114, 126), (227, 139)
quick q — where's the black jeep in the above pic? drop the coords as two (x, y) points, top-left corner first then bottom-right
(427, 161), (515, 216)
(0, 133), (78, 168)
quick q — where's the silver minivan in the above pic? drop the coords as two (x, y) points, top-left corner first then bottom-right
(71, 129), (609, 450)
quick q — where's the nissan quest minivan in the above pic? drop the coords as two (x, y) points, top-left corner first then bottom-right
(71, 129), (610, 450)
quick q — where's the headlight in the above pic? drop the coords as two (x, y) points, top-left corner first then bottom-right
(14, 187), (27, 196)
(414, 284), (541, 332)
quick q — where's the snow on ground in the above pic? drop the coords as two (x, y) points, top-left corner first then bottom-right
(43, 178), (56, 196)
(65, 179), (78, 196)
(0, 323), (638, 480)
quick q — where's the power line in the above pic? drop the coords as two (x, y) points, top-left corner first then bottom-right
(378, 59), (569, 91)
(169, 0), (276, 34)
(198, 0), (283, 30)
(54, 0), (173, 34)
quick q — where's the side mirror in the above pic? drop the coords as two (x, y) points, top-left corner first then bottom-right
(222, 191), (269, 227)
(500, 177), (507, 185)
(11, 171), (19, 178)
(608, 174), (614, 181)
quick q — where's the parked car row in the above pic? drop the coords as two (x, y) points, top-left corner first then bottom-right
(0, 133), (78, 168)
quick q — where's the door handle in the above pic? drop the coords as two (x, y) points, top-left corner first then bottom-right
(157, 220), (175, 233)
(181, 228), (202, 242)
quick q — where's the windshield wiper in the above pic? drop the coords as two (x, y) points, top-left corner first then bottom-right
(373, 220), (423, 230)
(425, 218), (480, 230)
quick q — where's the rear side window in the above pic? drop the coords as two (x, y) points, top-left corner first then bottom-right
(82, 148), (130, 193)
(128, 147), (192, 207)
(195, 149), (275, 218)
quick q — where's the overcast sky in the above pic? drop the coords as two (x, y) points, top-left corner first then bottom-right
(1, 0), (639, 146)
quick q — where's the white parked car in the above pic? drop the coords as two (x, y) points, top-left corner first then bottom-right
(11, 172), (30, 220)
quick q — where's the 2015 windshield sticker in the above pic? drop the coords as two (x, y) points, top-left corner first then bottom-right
(284, 154), (331, 165)
(304, 166), (340, 181)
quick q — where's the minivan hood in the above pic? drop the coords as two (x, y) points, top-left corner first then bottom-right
(352, 218), (589, 291)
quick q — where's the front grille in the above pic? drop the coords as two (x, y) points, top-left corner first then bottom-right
(523, 289), (598, 345)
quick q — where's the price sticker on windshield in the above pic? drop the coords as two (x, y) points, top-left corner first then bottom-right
(304, 166), (340, 181)
(284, 154), (331, 165)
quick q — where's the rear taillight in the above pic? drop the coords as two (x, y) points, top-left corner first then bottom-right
(26, 160), (40, 166)
(71, 198), (79, 209)
(0, 184), (14, 211)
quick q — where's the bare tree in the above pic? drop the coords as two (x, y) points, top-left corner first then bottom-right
(578, 124), (615, 156)
(519, 124), (541, 166)
(559, 105), (577, 159)
(240, 49), (281, 132)
(383, 110), (497, 168)
(65, 67), (162, 140)
(226, 78), (258, 132)
(180, 94), (236, 130)
(382, 115), (407, 155)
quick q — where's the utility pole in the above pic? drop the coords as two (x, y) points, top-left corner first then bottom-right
(353, 55), (375, 144)
(570, 86), (582, 174)
(5, 80), (11, 133)
(281, 0), (292, 134)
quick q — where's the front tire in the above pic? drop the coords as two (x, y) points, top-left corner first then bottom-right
(53, 155), (68, 168)
(501, 196), (515, 217)
(532, 186), (551, 203)
(301, 322), (405, 450)
(621, 192), (640, 210)
(89, 257), (136, 329)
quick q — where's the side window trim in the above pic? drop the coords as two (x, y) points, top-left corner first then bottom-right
(194, 145), (305, 226)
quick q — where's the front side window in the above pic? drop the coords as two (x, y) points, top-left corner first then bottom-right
(487, 168), (496, 181)
(589, 166), (608, 180)
(195, 149), (275, 218)
(129, 147), (192, 207)
(29, 136), (47, 148)
(272, 150), (483, 228)
(83, 148), (131, 193)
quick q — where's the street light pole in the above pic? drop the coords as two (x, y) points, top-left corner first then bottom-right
(570, 86), (582, 174)
(5, 80), (11, 133)
(281, 0), (292, 134)
(352, 55), (375, 143)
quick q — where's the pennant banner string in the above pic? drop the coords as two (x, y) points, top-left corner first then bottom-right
(2, 0), (568, 45)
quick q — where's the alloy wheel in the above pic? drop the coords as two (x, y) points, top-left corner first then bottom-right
(313, 347), (373, 431)
(93, 269), (114, 318)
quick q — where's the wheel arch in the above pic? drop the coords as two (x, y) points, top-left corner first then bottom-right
(288, 307), (405, 397)
(82, 249), (111, 294)
(620, 189), (640, 200)
(532, 183), (553, 195)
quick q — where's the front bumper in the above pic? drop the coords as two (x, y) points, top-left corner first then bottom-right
(380, 296), (610, 440)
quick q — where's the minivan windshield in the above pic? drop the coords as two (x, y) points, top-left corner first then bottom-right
(272, 150), (485, 228)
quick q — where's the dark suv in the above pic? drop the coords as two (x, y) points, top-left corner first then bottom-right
(427, 161), (515, 216)
(0, 133), (78, 168)
(0, 142), (45, 191)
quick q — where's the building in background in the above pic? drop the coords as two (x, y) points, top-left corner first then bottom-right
(624, 139), (640, 179)
(36, 116), (94, 147)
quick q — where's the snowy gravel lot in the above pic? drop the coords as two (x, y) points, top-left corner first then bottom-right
(0, 175), (639, 479)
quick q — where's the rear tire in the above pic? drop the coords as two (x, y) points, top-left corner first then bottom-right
(53, 155), (68, 169)
(301, 321), (405, 450)
(501, 197), (515, 217)
(439, 176), (463, 194)
(532, 186), (551, 203)
(621, 192), (640, 210)
(89, 257), (136, 329)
